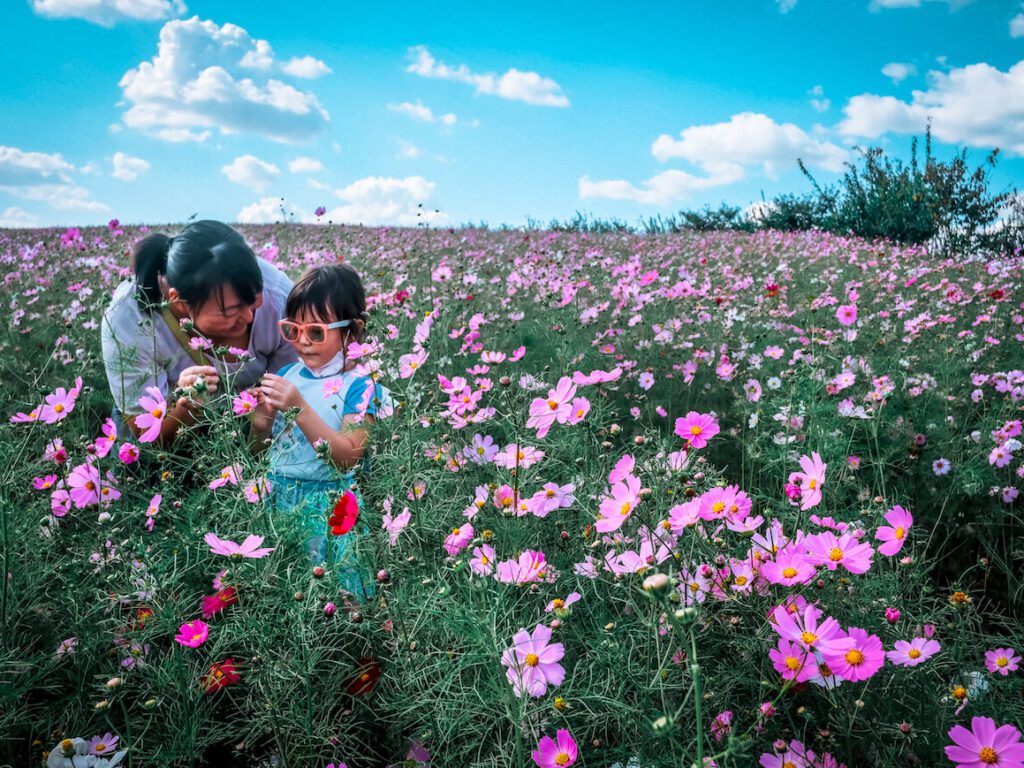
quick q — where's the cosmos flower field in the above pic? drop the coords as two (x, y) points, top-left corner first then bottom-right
(1, 221), (1023, 767)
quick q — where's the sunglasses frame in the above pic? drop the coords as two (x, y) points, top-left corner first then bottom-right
(278, 318), (352, 345)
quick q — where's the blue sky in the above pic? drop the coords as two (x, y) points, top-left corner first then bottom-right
(1, 0), (1022, 228)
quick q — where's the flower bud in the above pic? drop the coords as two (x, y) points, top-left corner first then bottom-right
(323, 602), (337, 616)
(642, 573), (671, 594)
(293, 591), (304, 601)
(105, 677), (122, 689)
(377, 569), (391, 583)
(313, 566), (325, 578)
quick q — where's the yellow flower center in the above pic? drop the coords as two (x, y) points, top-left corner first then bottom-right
(996, 656), (1009, 667)
(782, 567), (798, 579)
(734, 575), (748, 586)
(525, 653), (539, 667)
(952, 686), (968, 700)
(818, 662), (832, 676)
(801, 631), (817, 645)
(477, 446), (486, 455)
(546, 489), (556, 498)
(785, 656), (801, 671)
(979, 747), (998, 764)
(689, 425), (702, 436)
(712, 502), (725, 514)
(192, 633), (202, 642)
(895, 526), (905, 540)
(689, 582), (700, 593)
(908, 648), (921, 659)
(783, 763), (797, 768)
(845, 649), (865, 666)
(151, 408), (163, 418)
(54, 404), (64, 413)
(730, 504), (738, 513)
(451, 528), (460, 535)
(480, 555), (489, 565)
(620, 502), (632, 515)
(555, 754), (570, 766)
(828, 547), (844, 562)
(808, 479), (817, 490)
(552, 599), (565, 609)
(547, 400), (558, 410)
(85, 481), (96, 491)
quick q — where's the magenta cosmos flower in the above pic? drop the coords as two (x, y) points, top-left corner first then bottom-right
(204, 533), (275, 559)
(232, 391), (257, 416)
(945, 717), (1024, 768)
(821, 627), (885, 682)
(135, 386), (167, 443)
(804, 531), (874, 575)
(674, 411), (720, 449)
(761, 549), (816, 587)
(501, 623), (565, 698)
(769, 638), (817, 682)
(532, 729), (578, 767)
(876, 504), (913, 556)
(772, 603), (843, 651)
(175, 619), (209, 648)
(985, 647), (1021, 676)
(39, 385), (77, 424)
(444, 523), (474, 556)
(887, 637), (940, 667)
(495, 550), (548, 584)
(835, 304), (857, 326)
(67, 462), (102, 508)
(787, 452), (826, 510)
(594, 474), (642, 533)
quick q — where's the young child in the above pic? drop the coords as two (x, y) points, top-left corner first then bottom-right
(250, 264), (390, 600)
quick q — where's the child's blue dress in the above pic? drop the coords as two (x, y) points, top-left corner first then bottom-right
(265, 362), (390, 601)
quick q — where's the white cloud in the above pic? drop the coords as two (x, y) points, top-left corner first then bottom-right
(387, 100), (459, 126)
(777, 0), (798, 12)
(222, 155), (281, 191)
(236, 197), (307, 224)
(0, 207), (40, 228)
(838, 60), (1024, 154)
(0, 145), (73, 185)
(288, 156), (323, 173)
(111, 151), (150, 181)
(282, 55), (332, 79)
(579, 167), (745, 206)
(30, 0), (185, 26)
(869, 0), (974, 9)
(1011, 12), (1024, 37)
(0, 183), (108, 212)
(118, 16), (330, 143)
(397, 140), (421, 159)
(405, 46), (569, 108)
(327, 175), (448, 226)
(652, 112), (849, 174)
(882, 62), (917, 84)
(808, 85), (831, 112)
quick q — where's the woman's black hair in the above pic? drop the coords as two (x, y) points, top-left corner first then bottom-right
(286, 264), (367, 341)
(132, 220), (263, 313)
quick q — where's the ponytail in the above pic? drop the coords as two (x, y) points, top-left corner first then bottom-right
(132, 233), (172, 312)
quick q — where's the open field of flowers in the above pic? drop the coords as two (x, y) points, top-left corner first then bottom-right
(1, 221), (1022, 767)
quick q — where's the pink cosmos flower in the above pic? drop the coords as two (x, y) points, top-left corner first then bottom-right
(398, 349), (428, 379)
(93, 418), (117, 458)
(759, 741), (815, 768)
(608, 454), (636, 484)
(674, 411), (720, 449)
(836, 304), (857, 326)
(565, 397), (590, 425)
(638, 372), (655, 391)
(821, 627), (885, 682)
(876, 504), (913, 556)
(67, 462), (102, 508)
(887, 638), (940, 667)
(209, 464), (243, 490)
(532, 729), (578, 768)
(527, 377), (577, 437)
(710, 710), (733, 743)
(945, 717), (1024, 768)
(770, 638), (817, 682)
(135, 386), (167, 443)
(88, 732), (119, 756)
(464, 433), (498, 464)
(771, 603), (843, 651)
(744, 378), (763, 402)
(39, 386), (76, 424)
(233, 391), (258, 416)
(144, 493), (161, 532)
(761, 550), (816, 587)
(45, 438), (68, 464)
(594, 474), (642, 533)
(242, 477), (272, 503)
(204, 533), (275, 559)
(470, 544), (495, 576)
(545, 592), (581, 613)
(501, 623), (565, 698)
(804, 531), (874, 574)
(383, 506), (412, 545)
(984, 647), (1021, 676)
(526, 483), (576, 517)
(118, 442), (140, 464)
(51, 488), (71, 517)
(444, 524), (474, 556)
(494, 444), (545, 470)
(495, 550), (548, 584)
(33, 474), (58, 490)
(787, 452), (826, 510)
(9, 408), (41, 424)
(668, 498), (702, 533)
(175, 619), (209, 648)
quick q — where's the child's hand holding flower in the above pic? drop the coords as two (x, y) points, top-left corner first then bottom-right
(259, 373), (306, 414)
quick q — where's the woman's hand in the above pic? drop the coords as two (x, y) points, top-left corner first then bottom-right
(259, 373), (305, 413)
(176, 365), (220, 393)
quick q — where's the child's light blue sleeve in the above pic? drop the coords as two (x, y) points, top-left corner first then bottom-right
(342, 376), (382, 417)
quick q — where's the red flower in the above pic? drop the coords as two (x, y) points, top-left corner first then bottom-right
(201, 586), (239, 619)
(328, 491), (359, 536)
(202, 658), (241, 694)
(345, 656), (381, 696)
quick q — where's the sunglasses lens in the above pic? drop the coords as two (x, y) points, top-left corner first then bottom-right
(308, 326), (326, 344)
(281, 323), (299, 341)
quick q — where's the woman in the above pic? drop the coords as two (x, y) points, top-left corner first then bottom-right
(101, 220), (298, 445)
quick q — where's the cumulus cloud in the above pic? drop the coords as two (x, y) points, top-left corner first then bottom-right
(838, 59), (1024, 154)
(579, 167), (745, 206)
(652, 112), (849, 174)
(388, 100), (458, 126)
(882, 62), (917, 84)
(0, 207), (40, 228)
(0, 183), (108, 212)
(0, 145), (74, 185)
(236, 197), (307, 224)
(30, 0), (185, 26)
(1011, 11), (1024, 37)
(327, 175), (447, 226)
(869, 0), (974, 9)
(288, 156), (323, 173)
(118, 16), (330, 143)
(0, 144), (106, 213)
(397, 140), (421, 159)
(111, 152), (150, 181)
(282, 55), (332, 79)
(222, 155), (281, 191)
(808, 85), (831, 113)
(405, 46), (569, 108)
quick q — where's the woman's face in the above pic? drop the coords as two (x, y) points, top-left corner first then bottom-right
(173, 284), (263, 341)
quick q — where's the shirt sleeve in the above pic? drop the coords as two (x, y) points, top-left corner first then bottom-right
(342, 376), (382, 417)
(100, 302), (168, 417)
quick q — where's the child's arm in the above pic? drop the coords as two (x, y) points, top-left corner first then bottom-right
(249, 387), (275, 455)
